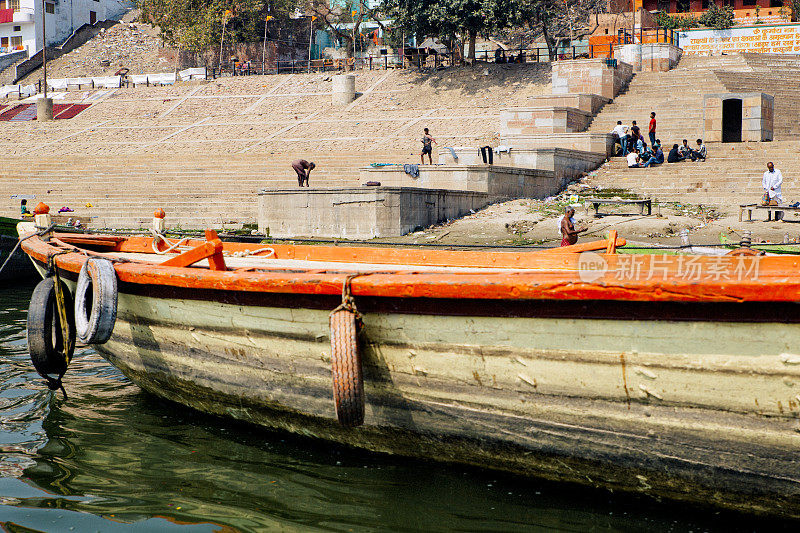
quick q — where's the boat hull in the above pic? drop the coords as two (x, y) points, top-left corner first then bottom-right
(72, 283), (800, 519)
(0, 218), (36, 282)
(18, 230), (800, 518)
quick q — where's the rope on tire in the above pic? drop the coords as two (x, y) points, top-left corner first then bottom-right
(45, 251), (75, 399)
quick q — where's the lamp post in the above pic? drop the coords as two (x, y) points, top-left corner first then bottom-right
(37, 0), (52, 121)
(263, 14), (273, 74)
(218, 9), (232, 75)
(308, 15), (316, 73)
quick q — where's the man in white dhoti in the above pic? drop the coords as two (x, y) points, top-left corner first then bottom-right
(763, 161), (784, 220)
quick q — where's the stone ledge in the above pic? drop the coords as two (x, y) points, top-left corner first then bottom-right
(258, 186), (490, 239)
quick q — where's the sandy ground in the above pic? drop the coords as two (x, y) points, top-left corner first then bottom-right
(382, 184), (800, 249)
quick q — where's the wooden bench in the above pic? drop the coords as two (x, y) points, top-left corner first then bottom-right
(586, 198), (652, 217)
(739, 204), (800, 222)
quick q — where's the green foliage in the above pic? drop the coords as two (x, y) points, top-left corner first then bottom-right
(137, 0), (291, 51)
(654, 5), (734, 31)
(654, 12), (700, 30)
(383, 0), (517, 49)
(698, 4), (735, 29)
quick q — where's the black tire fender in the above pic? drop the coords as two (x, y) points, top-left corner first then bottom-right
(27, 277), (76, 382)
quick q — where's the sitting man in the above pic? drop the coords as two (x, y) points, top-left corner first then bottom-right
(679, 139), (694, 161)
(642, 143), (664, 167)
(667, 143), (685, 163)
(626, 149), (640, 168)
(695, 138), (707, 161)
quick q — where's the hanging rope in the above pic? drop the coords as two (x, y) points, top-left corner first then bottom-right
(0, 223), (57, 278)
(330, 273), (369, 320)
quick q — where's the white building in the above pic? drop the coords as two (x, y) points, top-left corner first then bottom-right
(0, 0), (129, 59)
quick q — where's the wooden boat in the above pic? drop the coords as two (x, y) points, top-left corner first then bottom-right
(16, 220), (800, 519)
(0, 216), (37, 281)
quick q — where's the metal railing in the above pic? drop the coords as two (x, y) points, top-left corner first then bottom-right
(203, 45), (621, 78)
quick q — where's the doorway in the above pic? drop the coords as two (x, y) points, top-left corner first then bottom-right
(89, 10), (96, 24)
(722, 98), (742, 143)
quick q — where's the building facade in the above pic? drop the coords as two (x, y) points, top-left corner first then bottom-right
(0, 0), (129, 58)
(633, 0), (795, 24)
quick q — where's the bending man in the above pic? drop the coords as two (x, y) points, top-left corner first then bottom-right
(292, 159), (315, 187)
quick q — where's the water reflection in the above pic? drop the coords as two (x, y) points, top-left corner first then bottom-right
(1, 282), (797, 532)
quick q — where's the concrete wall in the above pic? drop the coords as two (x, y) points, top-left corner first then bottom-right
(526, 93), (610, 115)
(703, 92), (774, 142)
(500, 106), (593, 135)
(0, 50), (26, 76)
(437, 147), (606, 184)
(499, 132), (614, 157)
(615, 43), (681, 72)
(551, 58), (634, 99)
(359, 165), (559, 200)
(258, 187), (489, 239)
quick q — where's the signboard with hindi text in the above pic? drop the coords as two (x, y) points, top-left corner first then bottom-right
(679, 24), (800, 55)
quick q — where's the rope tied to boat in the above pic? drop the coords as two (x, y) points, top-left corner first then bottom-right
(0, 223), (57, 278)
(149, 229), (194, 255)
(330, 273), (368, 320)
(44, 251), (75, 400)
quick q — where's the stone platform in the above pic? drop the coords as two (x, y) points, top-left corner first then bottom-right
(359, 165), (558, 199)
(258, 187), (489, 239)
(437, 147), (606, 184)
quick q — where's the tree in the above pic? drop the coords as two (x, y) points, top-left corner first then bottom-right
(138, 0), (280, 53)
(302, 0), (386, 57)
(382, 0), (515, 61)
(513, 0), (606, 60)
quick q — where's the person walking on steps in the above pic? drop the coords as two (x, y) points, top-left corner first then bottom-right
(291, 159), (315, 187)
(648, 112), (657, 147)
(420, 128), (437, 165)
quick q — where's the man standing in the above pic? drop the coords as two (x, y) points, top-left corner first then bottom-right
(648, 112), (657, 147)
(611, 121), (628, 155)
(560, 206), (587, 246)
(420, 127), (437, 165)
(291, 159), (315, 187)
(630, 120), (641, 142)
(763, 161), (784, 220)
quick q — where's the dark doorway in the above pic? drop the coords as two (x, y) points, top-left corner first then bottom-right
(90, 10), (96, 24)
(722, 98), (742, 143)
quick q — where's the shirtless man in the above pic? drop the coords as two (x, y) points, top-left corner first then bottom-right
(560, 207), (587, 246)
(420, 128), (437, 165)
(291, 159), (315, 187)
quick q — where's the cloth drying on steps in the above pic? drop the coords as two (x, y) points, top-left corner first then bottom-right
(403, 164), (420, 178)
(479, 146), (493, 165)
(444, 147), (458, 161)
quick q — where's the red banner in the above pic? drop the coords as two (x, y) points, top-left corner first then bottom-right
(0, 9), (13, 24)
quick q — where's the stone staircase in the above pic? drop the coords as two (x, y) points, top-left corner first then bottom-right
(586, 140), (800, 209)
(0, 152), (408, 229)
(588, 56), (736, 143)
(585, 53), (800, 209)
(713, 53), (800, 137)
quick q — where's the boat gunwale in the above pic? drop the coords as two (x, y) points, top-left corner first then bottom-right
(18, 231), (800, 303)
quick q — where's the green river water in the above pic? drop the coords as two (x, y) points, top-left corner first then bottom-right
(0, 281), (796, 532)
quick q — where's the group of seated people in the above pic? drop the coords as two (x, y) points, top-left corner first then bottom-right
(611, 121), (706, 169)
(494, 49), (526, 64)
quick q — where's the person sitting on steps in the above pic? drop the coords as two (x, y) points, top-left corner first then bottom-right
(667, 143), (685, 163)
(626, 148), (640, 168)
(694, 138), (707, 161)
